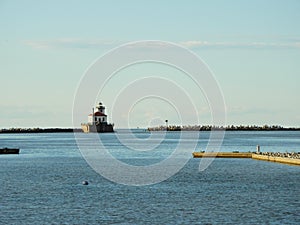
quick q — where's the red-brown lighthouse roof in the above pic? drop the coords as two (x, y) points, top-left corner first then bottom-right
(89, 112), (106, 117)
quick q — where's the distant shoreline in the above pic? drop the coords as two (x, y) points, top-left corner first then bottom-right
(0, 128), (83, 134)
(148, 125), (300, 132)
(1, 125), (300, 133)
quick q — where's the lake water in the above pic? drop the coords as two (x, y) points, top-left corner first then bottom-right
(0, 131), (299, 224)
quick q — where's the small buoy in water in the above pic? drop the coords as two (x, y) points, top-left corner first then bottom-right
(82, 181), (89, 185)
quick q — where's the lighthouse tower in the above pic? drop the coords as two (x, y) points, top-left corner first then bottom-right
(96, 102), (105, 114)
(82, 101), (114, 132)
(87, 102), (107, 124)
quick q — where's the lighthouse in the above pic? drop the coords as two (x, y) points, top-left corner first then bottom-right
(88, 102), (107, 124)
(82, 102), (114, 133)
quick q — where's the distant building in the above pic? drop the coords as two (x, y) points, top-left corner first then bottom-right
(81, 102), (114, 133)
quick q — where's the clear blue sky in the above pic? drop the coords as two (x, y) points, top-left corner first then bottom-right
(1, 0), (299, 128)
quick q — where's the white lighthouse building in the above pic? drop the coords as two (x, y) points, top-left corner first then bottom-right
(88, 102), (107, 124)
(82, 102), (114, 133)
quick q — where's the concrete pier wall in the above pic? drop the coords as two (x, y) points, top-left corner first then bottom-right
(193, 152), (252, 158)
(193, 152), (300, 166)
(252, 154), (300, 166)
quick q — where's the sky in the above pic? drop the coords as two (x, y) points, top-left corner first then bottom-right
(0, 0), (300, 128)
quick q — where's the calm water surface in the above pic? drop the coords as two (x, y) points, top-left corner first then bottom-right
(0, 131), (299, 224)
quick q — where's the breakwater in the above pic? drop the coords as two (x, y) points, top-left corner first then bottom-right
(148, 125), (300, 131)
(252, 152), (300, 166)
(0, 128), (83, 133)
(193, 151), (300, 166)
(193, 152), (252, 158)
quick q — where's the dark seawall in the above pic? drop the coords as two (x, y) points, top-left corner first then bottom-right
(0, 128), (83, 134)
